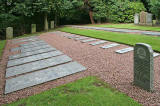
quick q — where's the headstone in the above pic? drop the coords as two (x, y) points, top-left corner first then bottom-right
(31, 24), (36, 33)
(140, 11), (147, 25)
(134, 43), (154, 91)
(6, 27), (13, 39)
(50, 21), (54, 29)
(146, 13), (153, 25)
(134, 13), (139, 24)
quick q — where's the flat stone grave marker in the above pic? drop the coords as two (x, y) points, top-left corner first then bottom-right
(7, 51), (63, 67)
(101, 43), (120, 49)
(115, 47), (134, 54)
(6, 55), (72, 78)
(5, 61), (86, 94)
(12, 36), (38, 43)
(11, 42), (48, 52)
(21, 45), (53, 53)
(90, 40), (108, 46)
(81, 38), (97, 43)
(74, 37), (89, 41)
(13, 38), (40, 44)
(9, 47), (56, 60)
(153, 52), (160, 57)
(20, 40), (46, 46)
(134, 43), (154, 91)
(21, 42), (47, 48)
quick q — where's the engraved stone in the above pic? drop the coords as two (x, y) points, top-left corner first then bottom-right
(6, 27), (13, 39)
(5, 61), (86, 94)
(6, 55), (72, 78)
(74, 37), (89, 41)
(90, 41), (108, 46)
(81, 38), (97, 43)
(50, 21), (54, 29)
(101, 43), (120, 49)
(9, 47), (56, 60)
(134, 43), (154, 91)
(115, 47), (133, 54)
(7, 51), (63, 67)
(134, 13), (139, 24)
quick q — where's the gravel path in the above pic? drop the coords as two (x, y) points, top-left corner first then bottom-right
(0, 31), (160, 105)
(69, 25), (160, 36)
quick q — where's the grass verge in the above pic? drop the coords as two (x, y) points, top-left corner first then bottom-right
(5, 76), (141, 106)
(0, 40), (6, 58)
(59, 27), (160, 52)
(89, 23), (160, 32)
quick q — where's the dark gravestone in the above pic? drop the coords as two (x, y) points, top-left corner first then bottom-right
(134, 43), (154, 91)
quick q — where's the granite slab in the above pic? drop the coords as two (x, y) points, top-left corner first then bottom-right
(81, 39), (97, 43)
(7, 51), (63, 67)
(115, 47), (134, 54)
(101, 43), (120, 49)
(5, 61), (86, 94)
(6, 55), (72, 78)
(9, 47), (56, 60)
(153, 52), (160, 57)
(90, 41), (108, 46)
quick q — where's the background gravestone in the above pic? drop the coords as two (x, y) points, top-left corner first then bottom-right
(50, 21), (54, 29)
(134, 13), (139, 24)
(31, 24), (36, 33)
(134, 43), (154, 91)
(140, 11), (147, 25)
(6, 27), (13, 39)
(146, 13), (153, 25)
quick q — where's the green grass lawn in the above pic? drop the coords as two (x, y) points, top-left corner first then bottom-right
(89, 23), (160, 32)
(5, 76), (141, 106)
(59, 27), (160, 52)
(0, 40), (6, 58)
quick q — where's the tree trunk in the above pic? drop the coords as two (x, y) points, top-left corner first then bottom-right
(89, 10), (95, 24)
(44, 13), (48, 31)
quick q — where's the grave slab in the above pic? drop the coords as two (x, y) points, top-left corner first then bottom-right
(21, 45), (53, 53)
(81, 39), (97, 43)
(7, 51), (63, 67)
(115, 47), (134, 54)
(20, 41), (45, 46)
(90, 41), (108, 46)
(21, 42), (47, 48)
(13, 38), (40, 44)
(11, 43), (48, 52)
(9, 47), (56, 60)
(153, 53), (160, 57)
(74, 37), (89, 41)
(5, 61), (86, 94)
(6, 55), (72, 78)
(101, 43), (120, 49)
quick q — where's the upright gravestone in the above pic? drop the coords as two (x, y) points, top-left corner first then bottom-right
(50, 21), (54, 29)
(146, 13), (153, 25)
(134, 13), (139, 24)
(140, 11), (147, 25)
(31, 24), (36, 33)
(134, 43), (154, 91)
(6, 27), (13, 39)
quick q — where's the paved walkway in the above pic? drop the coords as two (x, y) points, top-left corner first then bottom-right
(70, 25), (160, 36)
(0, 31), (160, 105)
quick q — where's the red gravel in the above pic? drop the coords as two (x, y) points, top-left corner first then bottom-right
(0, 31), (160, 105)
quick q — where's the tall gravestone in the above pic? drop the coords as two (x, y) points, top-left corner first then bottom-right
(140, 11), (147, 25)
(6, 27), (13, 39)
(146, 13), (153, 25)
(31, 24), (36, 33)
(50, 21), (54, 29)
(134, 13), (139, 24)
(134, 43), (154, 91)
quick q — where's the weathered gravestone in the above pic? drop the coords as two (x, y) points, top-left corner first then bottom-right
(50, 21), (54, 29)
(134, 13), (139, 24)
(140, 11), (147, 25)
(146, 13), (153, 25)
(6, 27), (13, 39)
(31, 24), (36, 33)
(134, 43), (154, 91)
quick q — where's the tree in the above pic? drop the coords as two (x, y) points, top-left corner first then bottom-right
(150, 0), (160, 21)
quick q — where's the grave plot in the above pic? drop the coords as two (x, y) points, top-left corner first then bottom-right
(115, 47), (134, 54)
(90, 40), (108, 46)
(81, 38), (97, 43)
(101, 43), (120, 49)
(5, 36), (87, 94)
